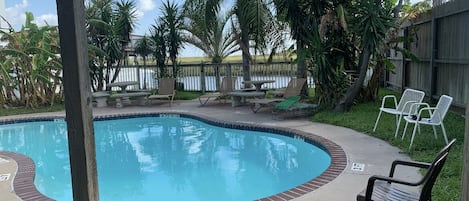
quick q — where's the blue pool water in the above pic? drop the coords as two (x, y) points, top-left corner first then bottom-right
(0, 116), (331, 201)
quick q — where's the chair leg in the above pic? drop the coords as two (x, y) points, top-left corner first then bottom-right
(402, 121), (410, 140)
(409, 122), (419, 149)
(199, 97), (211, 106)
(373, 110), (383, 132)
(394, 114), (403, 138)
(432, 125), (438, 139)
(441, 123), (449, 144)
(251, 103), (262, 113)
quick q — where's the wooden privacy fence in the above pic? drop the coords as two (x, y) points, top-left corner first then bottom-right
(387, 0), (469, 108)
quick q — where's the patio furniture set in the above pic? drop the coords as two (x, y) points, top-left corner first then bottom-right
(373, 88), (453, 149)
(92, 78), (176, 108)
(357, 88), (457, 201)
(198, 77), (317, 118)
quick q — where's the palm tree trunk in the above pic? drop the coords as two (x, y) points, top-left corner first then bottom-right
(143, 56), (147, 89)
(334, 46), (372, 112)
(296, 39), (308, 96)
(241, 31), (251, 88)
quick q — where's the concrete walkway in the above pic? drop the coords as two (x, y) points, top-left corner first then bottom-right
(0, 99), (422, 201)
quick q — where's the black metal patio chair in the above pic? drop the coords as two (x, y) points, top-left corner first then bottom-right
(356, 138), (456, 201)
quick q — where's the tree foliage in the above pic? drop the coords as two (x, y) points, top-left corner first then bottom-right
(85, 0), (137, 91)
(0, 12), (62, 108)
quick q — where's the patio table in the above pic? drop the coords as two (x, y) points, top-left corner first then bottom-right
(228, 91), (265, 107)
(243, 80), (275, 92)
(107, 81), (139, 104)
(107, 81), (139, 93)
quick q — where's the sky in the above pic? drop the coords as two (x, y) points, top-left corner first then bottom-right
(2, 0), (205, 57)
(2, 0), (423, 57)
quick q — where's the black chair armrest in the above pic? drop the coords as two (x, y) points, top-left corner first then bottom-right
(365, 175), (421, 200)
(389, 160), (431, 177)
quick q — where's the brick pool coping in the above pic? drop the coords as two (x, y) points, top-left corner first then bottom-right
(0, 111), (347, 201)
(0, 152), (55, 201)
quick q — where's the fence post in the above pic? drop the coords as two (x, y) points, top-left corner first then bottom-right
(136, 65), (141, 90)
(464, 89), (469, 201)
(290, 58), (294, 78)
(215, 64), (220, 91)
(227, 63), (232, 77)
(200, 62), (206, 93)
(429, 14), (438, 103)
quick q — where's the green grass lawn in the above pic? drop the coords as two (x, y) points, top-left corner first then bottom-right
(312, 89), (465, 201)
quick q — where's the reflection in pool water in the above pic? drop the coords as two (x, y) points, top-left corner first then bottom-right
(0, 116), (331, 201)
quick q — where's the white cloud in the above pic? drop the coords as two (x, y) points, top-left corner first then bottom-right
(3, 0), (28, 30)
(135, 0), (156, 18)
(34, 14), (58, 27)
(3, 0), (57, 30)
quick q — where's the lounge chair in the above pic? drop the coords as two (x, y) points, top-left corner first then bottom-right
(148, 77), (176, 106)
(356, 139), (456, 201)
(373, 88), (425, 138)
(271, 96), (317, 119)
(198, 77), (237, 106)
(250, 78), (307, 113)
(401, 95), (453, 149)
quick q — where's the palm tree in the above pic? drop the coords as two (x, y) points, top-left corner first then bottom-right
(273, 0), (353, 101)
(231, 0), (276, 87)
(334, 0), (395, 112)
(160, 0), (184, 78)
(182, 0), (238, 90)
(150, 23), (168, 78)
(85, 0), (137, 90)
(110, 0), (137, 82)
(134, 35), (153, 89)
(182, 0), (238, 64)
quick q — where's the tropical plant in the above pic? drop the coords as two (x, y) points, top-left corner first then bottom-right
(231, 0), (278, 87)
(160, 0), (184, 78)
(358, 0), (424, 102)
(150, 23), (168, 78)
(134, 35), (153, 89)
(0, 12), (62, 108)
(85, 0), (137, 91)
(182, 0), (238, 64)
(182, 0), (239, 89)
(334, 0), (395, 112)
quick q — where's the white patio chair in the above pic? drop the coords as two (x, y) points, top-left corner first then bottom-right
(373, 88), (425, 138)
(401, 95), (452, 149)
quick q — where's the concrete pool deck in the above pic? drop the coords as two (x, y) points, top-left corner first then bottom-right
(0, 99), (422, 201)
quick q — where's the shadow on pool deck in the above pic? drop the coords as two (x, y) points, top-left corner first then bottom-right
(0, 99), (422, 201)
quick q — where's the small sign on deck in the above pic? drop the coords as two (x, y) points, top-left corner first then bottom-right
(0, 173), (11, 182)
(351, 163), (365, 172)
(0, 157), (9, 164)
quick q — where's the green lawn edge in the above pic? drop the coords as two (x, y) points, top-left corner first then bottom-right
(312, 89), (464, 201)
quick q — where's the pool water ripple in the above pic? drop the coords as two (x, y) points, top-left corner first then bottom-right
(0, 113), (344, 201)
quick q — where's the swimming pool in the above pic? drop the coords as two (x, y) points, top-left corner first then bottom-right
(0, 113), (345, 201)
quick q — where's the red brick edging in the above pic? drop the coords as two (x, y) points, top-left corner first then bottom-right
(0, 152), (55, 201)
(0, 111), (347, 201)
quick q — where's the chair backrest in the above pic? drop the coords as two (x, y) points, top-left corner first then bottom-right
(419, 139), (456, 201)
(158, 78), (175, 95)
(397, 88), (425, 114)
(429, 95), (453, 123)
(219, 77), (237, 94)
(283, 78), (307, 97)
